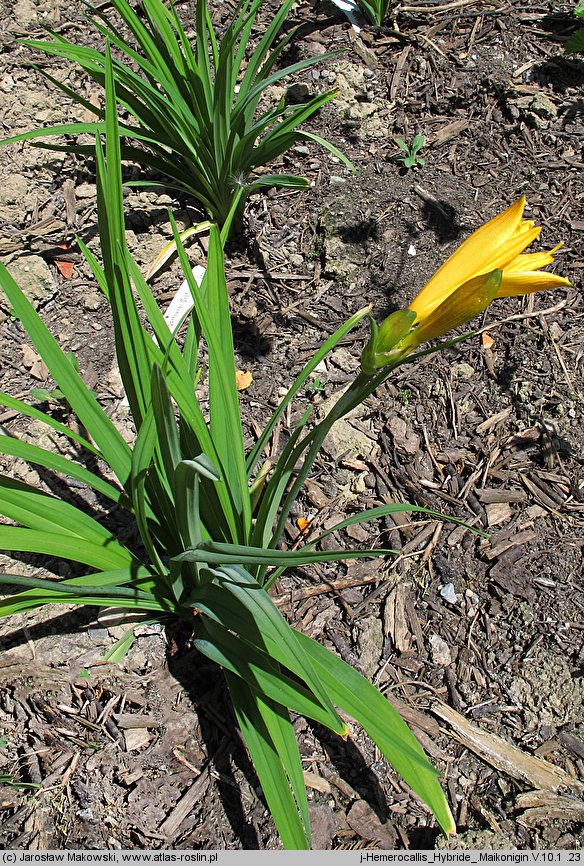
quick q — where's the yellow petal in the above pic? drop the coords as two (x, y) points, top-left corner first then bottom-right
(497, 272), (572, 297)
(502, 245), (562, 275)
(488, 224), (542, 272)
(409, 198), (529, 319)
(403, 270), (502, 350)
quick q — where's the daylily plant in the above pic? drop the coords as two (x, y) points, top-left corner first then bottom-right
(362, 197), (571, 374)
(0, 57), (569, 845)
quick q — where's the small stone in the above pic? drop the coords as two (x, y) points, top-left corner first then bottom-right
(330, 347), (359, 372)
(0, 173), (29, 209)
(329, 175), (347, 185)
(14, 0), (37, 26)
(308, 803), (338, 850)
(407, 244), (416, 256)
(346, 523), (370, 542)
(347, 799), (397, 849)
(286, 82), (311, 104)
(452, 362), (475, 380)
(549, 321), (564, 341)
(344, 102), (377, 121)
(87, 627), (109, 645)
(440, 583), (458, 604)
(305, 40), (327, 56)
(75, 183), (97, 199)
(7, 255), (58, 304)
(530, 92), (558, 120)
(0, 74), (15, 94)
(465, 589), (480, 618)
(288, 253), (304, 268)
(134, 622), (164, 637)
(429, 633), (452, 666)
(83, 291), (102, 311)
(124, 728), (152, 752)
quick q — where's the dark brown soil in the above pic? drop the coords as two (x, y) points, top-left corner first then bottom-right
(0, 0), (583, 851)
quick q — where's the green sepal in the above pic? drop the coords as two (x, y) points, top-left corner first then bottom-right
(360, 309), (416, 375)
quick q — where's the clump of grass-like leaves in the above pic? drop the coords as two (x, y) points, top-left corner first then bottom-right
(0, 53), (454, 848)
(4, 0), (353, 228)
(357, 0), (392, 28)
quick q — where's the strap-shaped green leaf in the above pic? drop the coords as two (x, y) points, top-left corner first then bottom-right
(0, 263), (132, 488)
(173, 456), (219, 551)
(0, 572), (154, 600)
(226, 672), (311, 849)
(176, 539), (396, 568)
(194, 617), (342, 730)
(172, 220), (251, 542)
(305, 503), (487, 549)
(236, 0), (294, 100)
(191, 566), (345, 737)
(150, 364), (181, 482)
(0, 475), (116, 542)
(0, 392), (99, 456)
(0, 435), (124, 504)
(96, 48), (152, 430)
(130, 406), (167, 575)
(294, 630), (456, 836)
(0, 565), (171, 618)
(0, 526), (137, 572)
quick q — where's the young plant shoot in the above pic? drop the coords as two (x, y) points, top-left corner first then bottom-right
(356, 0), (393, 27)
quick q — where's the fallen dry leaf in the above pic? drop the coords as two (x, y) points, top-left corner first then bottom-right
(235, 370), (253, 391)
(482, 332), (496, 350)
(303, 771), (331, 794)
(55, 262), (74, 279)
(21, 344), (47, 380)
(21, 344), (41, 367)
(54, 243), (74, 279)
(296, 517), (311, 536)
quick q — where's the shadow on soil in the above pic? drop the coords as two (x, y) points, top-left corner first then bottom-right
(168, 631), (403, 848)
(0, 604), (97, 653)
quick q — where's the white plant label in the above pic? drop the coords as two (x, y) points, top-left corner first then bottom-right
(163, 264), (207, 334)
(119, 264), (207, 409)
(329, 0), (365, 32)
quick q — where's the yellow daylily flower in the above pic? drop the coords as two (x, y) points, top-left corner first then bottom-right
(361, 198), (570, 375)
(409, 196), (571, 322)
